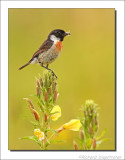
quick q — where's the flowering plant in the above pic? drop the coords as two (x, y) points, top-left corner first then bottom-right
(73, 100), (109, 150)
(20, 71), (81, 150)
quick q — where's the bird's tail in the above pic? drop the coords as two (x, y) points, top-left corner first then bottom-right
(18, 62), (30, 70)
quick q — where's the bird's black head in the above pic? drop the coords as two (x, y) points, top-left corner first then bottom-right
(48, 29), (70, 41)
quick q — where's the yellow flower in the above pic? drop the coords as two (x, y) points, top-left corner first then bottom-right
(51, 105), (61, 121)
(63, 119), (82, 131)
(34, 129), (45, 141)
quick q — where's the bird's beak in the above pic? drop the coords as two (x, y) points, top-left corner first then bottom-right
(64, 31), (71, 36)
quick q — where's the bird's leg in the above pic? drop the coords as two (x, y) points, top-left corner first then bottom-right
(46, 64), (57, 79)
(39, 63), (57, 79)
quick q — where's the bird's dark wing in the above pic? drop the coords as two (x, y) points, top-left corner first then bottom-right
(31, 40), (53, 59)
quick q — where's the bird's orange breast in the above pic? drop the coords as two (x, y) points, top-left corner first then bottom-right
(55, 41), (63, 52)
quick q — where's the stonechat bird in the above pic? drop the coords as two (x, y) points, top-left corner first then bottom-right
(18, 29), (70, 78)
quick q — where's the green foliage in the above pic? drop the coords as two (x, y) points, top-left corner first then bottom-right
(20, 72), (109, 150)
(20, 136), (42, 147)
(76, 100), (109, 150)
(20, 71), (62, 150)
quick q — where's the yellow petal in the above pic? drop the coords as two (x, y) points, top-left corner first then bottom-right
(34, 129), (45, 141)
(38, 132), (45, 141)
(51, 105), (61, 121)
(63, 119), (82, 131)
(34, 129), (41, 136)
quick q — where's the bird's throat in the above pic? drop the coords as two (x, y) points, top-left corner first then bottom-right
(55, 41), (63, 52)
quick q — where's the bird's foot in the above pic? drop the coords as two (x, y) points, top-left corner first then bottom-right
(40, 64), (57, 79)
(51, 71), (57, 79)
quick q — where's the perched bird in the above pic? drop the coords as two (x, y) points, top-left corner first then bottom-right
(18, 29), (70, 78)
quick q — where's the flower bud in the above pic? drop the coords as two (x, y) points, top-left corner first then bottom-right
(57, 126), (64, 133)
(73, 140), (78, 150)
(44, 91), (48, 102)
(36, 86), (40, 96)
(24, 98), (34, 109)
(43, 112), (48, 122)
(43, 82), (45, 88)
(79, 130), (84, 140)
(39, 77), (42, 83)
(39, 77), (43, 87)
(36, 80), (40, 87)
(89, 125), (93, 135)
(54, 90), (59, 101)
(52, 81), (56, 89)
(33, 109), (40, 121)
(95, 116), (98, 125)
(95, 121), (99, 131)
(92, 118), (95, 126)
(88, 107), (91, 114)
(49, 87), (52, 95)
(93, 138), (96, 149)
(47, 79), (50, 86)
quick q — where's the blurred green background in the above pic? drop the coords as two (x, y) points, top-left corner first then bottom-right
(9, 9), (115, 150)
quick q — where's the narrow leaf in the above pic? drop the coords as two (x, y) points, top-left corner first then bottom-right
(96, 138), (110, 145)
(49, 139), (65, 144)
(46, 129), (58, 135)
(96, 128), (107, 140)
(20, 136), (41, 146)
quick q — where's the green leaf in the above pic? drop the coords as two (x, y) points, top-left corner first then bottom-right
(96, 128), (107, 140)
(96, 138), (110, 145)
(37, 100), (45, 111)
(45, 139), (64, 147)
(20, 136), (41, 147)
(28, 120), (40, 127)
(49, 139), (65, 144)
(86, 138), (93, 149)
(93, 125), (98, 132)
(46, 129), (58, 135)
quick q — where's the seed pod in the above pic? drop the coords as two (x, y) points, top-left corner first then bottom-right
(36, 80), (40, 87)
(43, 82), (45, 88)
(39, 77), (43, 88)
(24, 98), (34, 109)
(88, 107), (91, 115)
(73, 140), (78, 150)
(92, 118), (95, 126)
(43, 112), (48, 122)
(49, 87), (52, 95)
(44, 91), (48, 102)
(57, 126), (64, 133)
(93, 138), (96, 149)
(52, 81), (56, 89)
(39, 77), (42, 84)
(32, 109), (40, 121)
(54, 90), (58, 101)
(89, 125), (93, 135)
(95, 116), (98, 125)
(36, 86), (40, 96)
(95, 121), (99, 131)
(47, 79), (50, 87)
(79, 130), (84, 140)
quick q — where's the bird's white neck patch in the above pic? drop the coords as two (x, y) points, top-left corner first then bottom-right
(50, 35), (60, 43)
